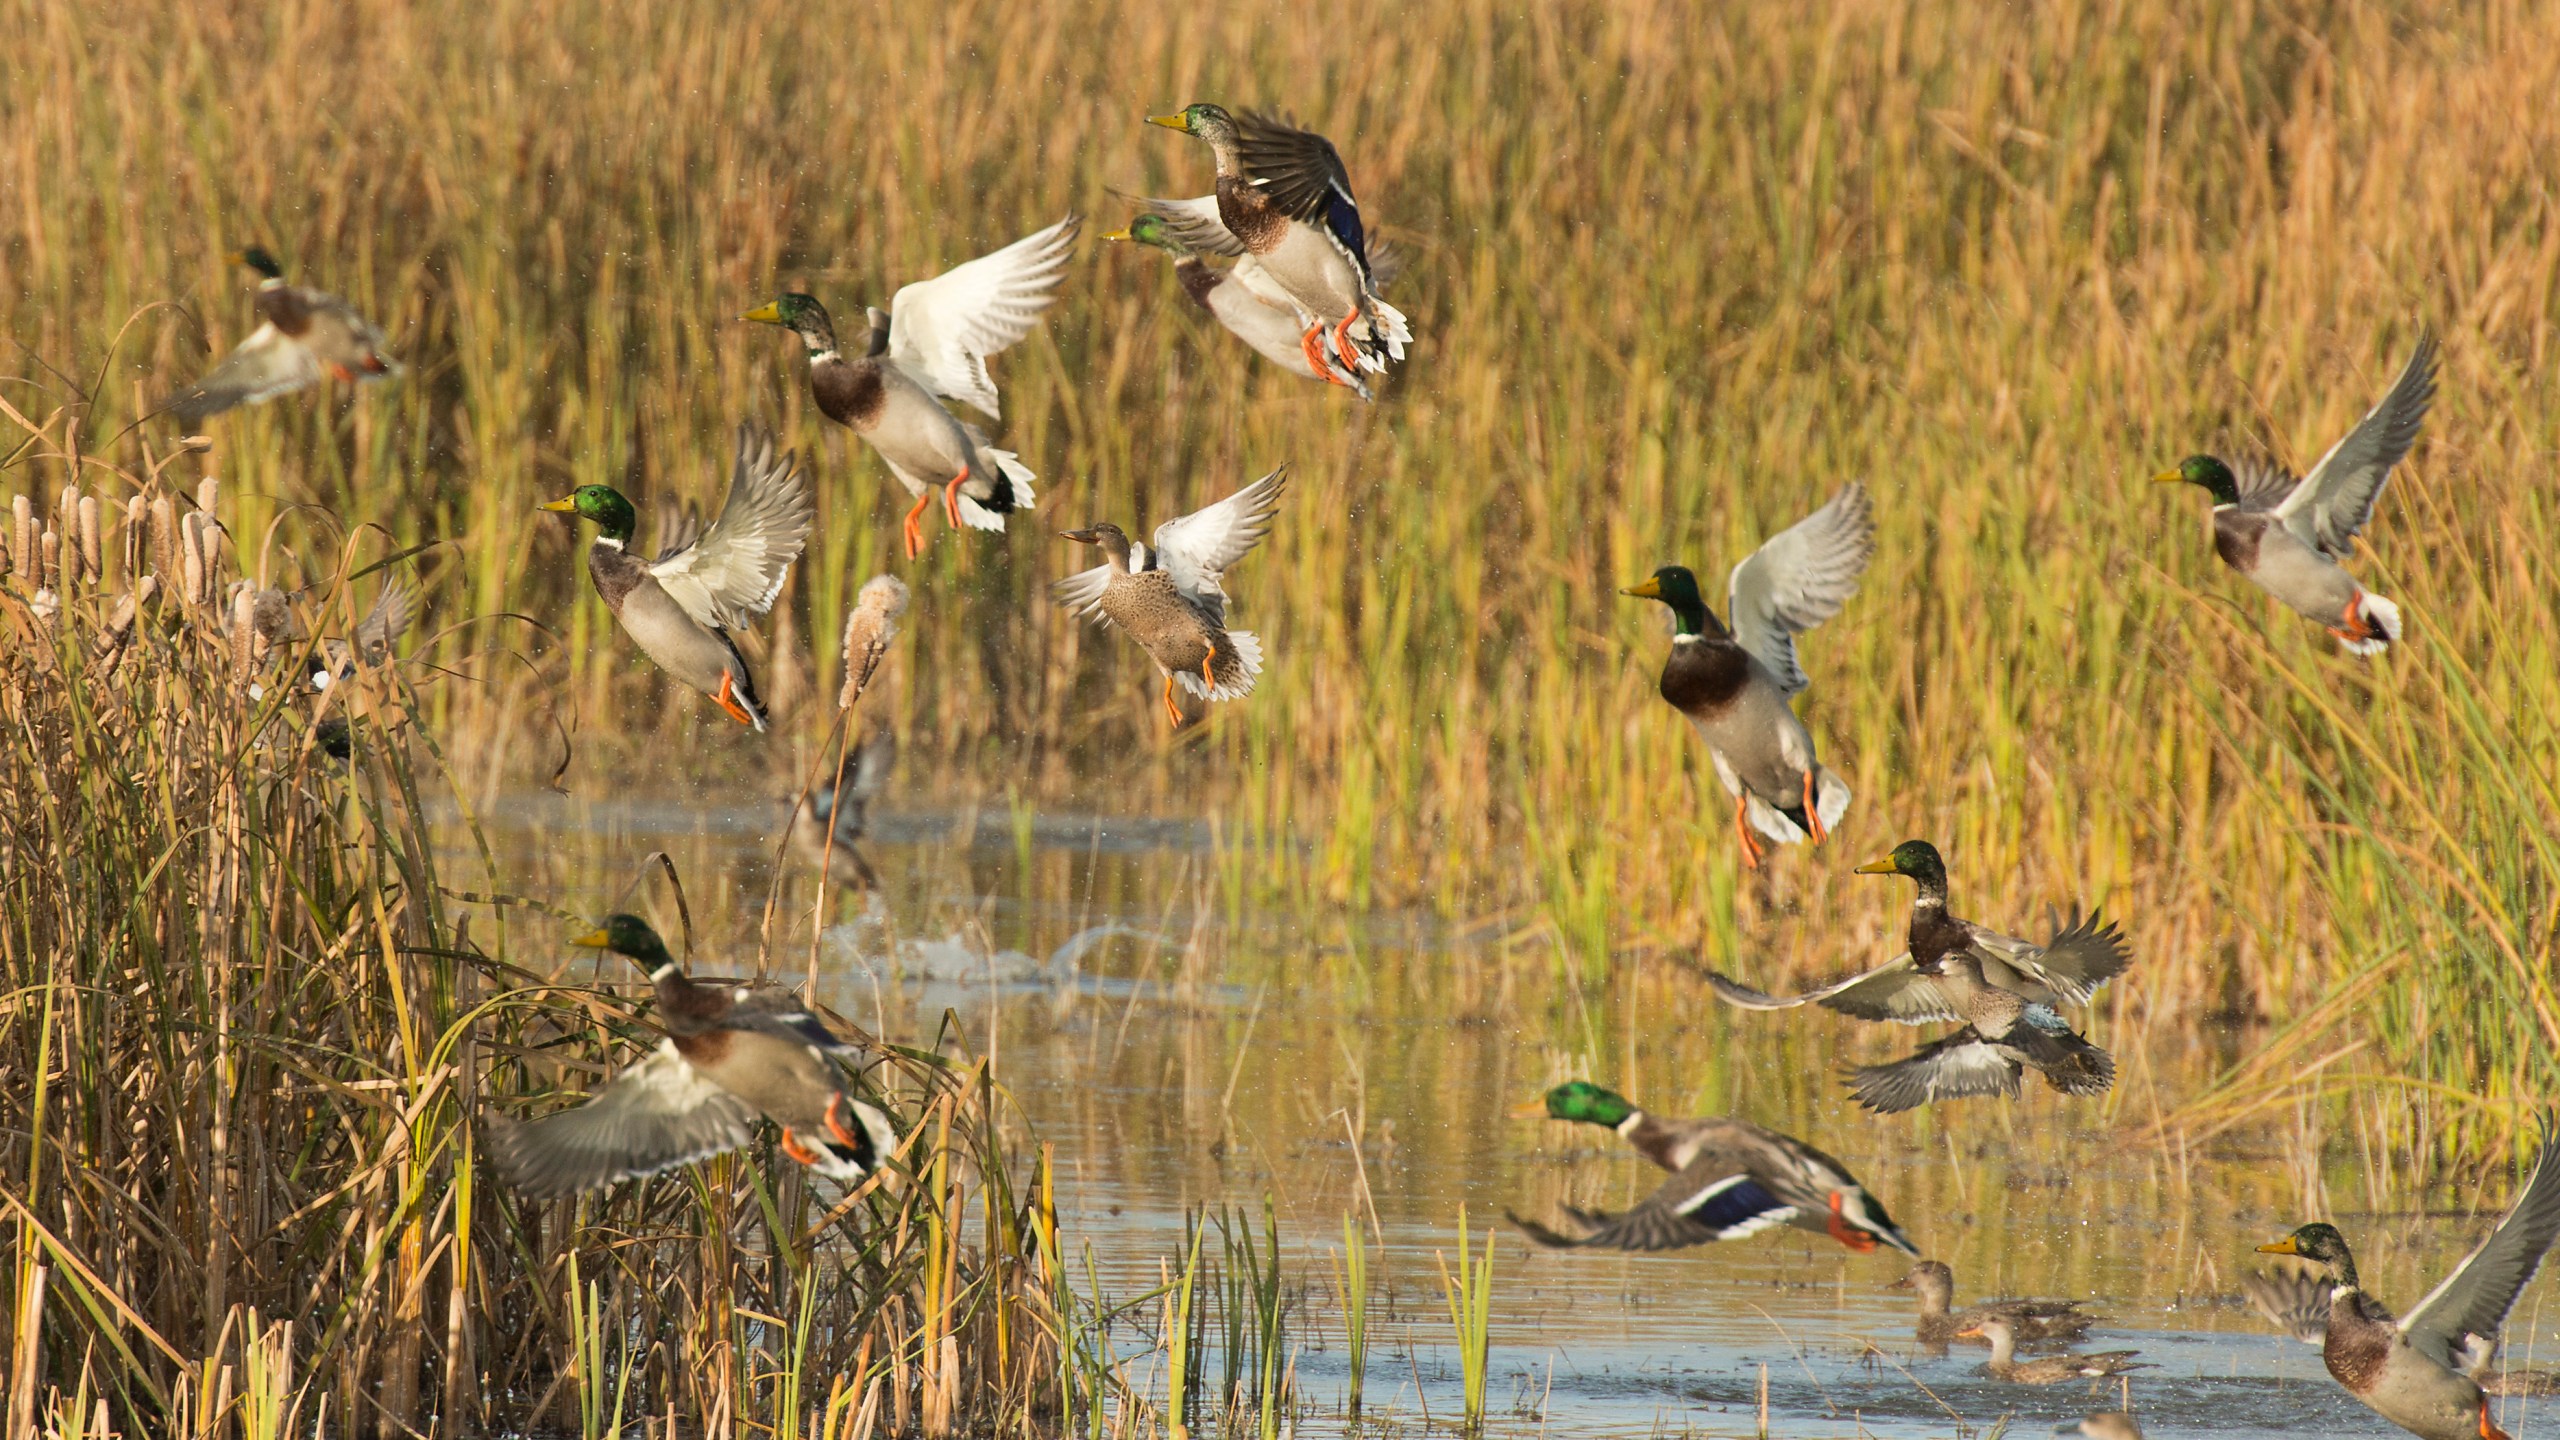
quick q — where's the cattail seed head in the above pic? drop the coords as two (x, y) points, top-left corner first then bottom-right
(838, 573), (911, 710)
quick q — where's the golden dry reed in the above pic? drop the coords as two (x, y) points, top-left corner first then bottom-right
(3, 0), (2557, 1409)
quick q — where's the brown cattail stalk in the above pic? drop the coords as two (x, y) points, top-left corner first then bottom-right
(837, 574), (911, 710)
(78, 496), (101, 589)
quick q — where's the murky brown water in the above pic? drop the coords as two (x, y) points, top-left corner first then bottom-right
(458, 790), (2560, 1438)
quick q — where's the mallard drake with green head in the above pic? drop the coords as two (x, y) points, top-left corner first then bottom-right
(489, 914), (898, 1198)
(790, 723), (894, 888)
(1106, 213), (1372, 398)
(1959, 1318), (2151, 1386)
(1890, 1259), (2097, 1346)
(1621, 485), (1873, 869)
(2255, 1127), (2560, 1440)
(1706, 840), (2127, 1112)
(1143, 105), (1409, 383)
(1504, 1081), (1918, 1257)
(539, 422), (813, 731)
(2155, 333), (2435, 657)
(165, 247), (402, 426)
(743, 217), (1076, 560)
(1056, 467), (1287, 728)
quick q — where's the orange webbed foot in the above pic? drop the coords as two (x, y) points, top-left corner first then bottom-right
(1332, 311), (1364, 370)
(712, 670), (756, 728)
(943, 469), (970, 529)
(780, 1129), (823, 1167)
(1732, 795), (1763, 871)
(1801, 770), (1828, 844)
(1161, 674), (1184, 728)
(902, 491), (934, 560)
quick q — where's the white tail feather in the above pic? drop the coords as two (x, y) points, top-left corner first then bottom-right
(1173, 629), (1264, 703)
(2338, 591), (2401, 657)
(954, 449), (1037, 532)
(1740, 765), (1851, 846)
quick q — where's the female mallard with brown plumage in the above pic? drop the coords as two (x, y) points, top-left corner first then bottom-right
(1706, 840), (2128, 1112)
(2155, 332), (2435, 656)
(2255, 1126), (2560, 1440)
(1505, 1081), (1919, 1257)
(164, 248), (401, 426)
(539, 422), (813, 731)
(1957, 1317), (2151, 1386)
(1889, 1260), (2097, 1346)
(489, 915), (898, 1197)
(1055, 467), (1287, 727)
(1621, 485), (1873, 869)
(743, 217), (1076, 559)
(1142, 104), (1409, 384)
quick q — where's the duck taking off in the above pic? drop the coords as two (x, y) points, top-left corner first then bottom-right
(163, 248), (401, 426)
(1106, 212), (1379, 398)
(743, 216), (1077, 559)
(1505, 1081), (1919, 1257)
(1622, 484), (1873, 869)
(1143, 105), (1409, 386)
(1705, 840), (2128, 1112)
(1055, 467), (1288, 728)
(487, 915), (898, 1197)
(2155, 332), (2436, 656)
(2257, 1124), (2560, 1440)
(539, 422), (814, 731)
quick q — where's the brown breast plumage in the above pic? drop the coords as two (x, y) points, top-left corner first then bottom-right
(1659, 637), (1753, 720)
(1215, 176), (1291, 254)
(811, 358), (888, 430)
(2213, 509), (2268, 574)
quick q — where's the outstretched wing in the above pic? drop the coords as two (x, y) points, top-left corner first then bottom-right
(2399, 1126), (2560, 1375)
(1052, 563), (1117, 624)
(1725, 484), (1875, 695)
(355, 576), (421, 663)
(1235, 112), (1371, 272)
(1121, 193), (1247, 258)
(1847, 1029), (2023, 1114)
(1704, 952), (1959, 1026)
(649, 422), (814, 630)
(1151, 466), (1289, 625)
(887, 215), (1080, 420)
(165, 323), (325, 424)
(2232, 458), (2301, 512)
(2275, 332), (2437, 557)
(720, 984), (862, 1055)
(2243, 1266), (2334, 1346)
(486, 1042), (757, 1199)
(1966, 907), (2130, 1009)
(1509, 1163), (1802, 1254)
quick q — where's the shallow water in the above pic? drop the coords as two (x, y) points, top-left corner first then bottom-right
(462, 789), (2560, 1439)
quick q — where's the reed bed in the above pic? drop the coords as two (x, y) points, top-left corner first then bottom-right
(2, 0), (2553, 1286)
(0, 386), (1149, 1435)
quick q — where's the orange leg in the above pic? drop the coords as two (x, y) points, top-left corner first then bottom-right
(780, 1129), (824, 1166)
(1200, 643), (1218, 696)
(2481, 1398), (2512, 1440)
(1298, 325), (1354, 386)
(824, 1093), (864, 1148)
(1332, 311), (1364, 370)
(1732, 794), (1763, 871)
(942, 468), (970, 529)
(327, 362), (356, 384)
(1161, 674), (1183, 728)
(711, 670), (756, 728)
(901, 490), (934, 560)
(1823, 1192), (1877, 1253)
(1801, 770), (1828, 844)
(2326, 593), (2376, 645)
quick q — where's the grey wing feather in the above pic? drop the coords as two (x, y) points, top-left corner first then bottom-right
(1152, 466), (1288, 622)
(2232, 458), (2301, 511)
(1848, 1029), (2023, 1114)
(1725, 483), (1875, 694)
(487, 1042), (756, 1198)
(1052, 562), (1117, 622)
(1966, 908), (2129, 1008)
(2243, 1267), (2334, 1346)
(1121, 193), (1248, 257)
(356, 576), (421, 662)
(1704, 953), (1961, 1025)
(722, 986), (861, 1055)
(648, 422), (814, 630)
(651, 502), (707, 565)
(165, 323), (325, 424)
(2398, 1127), (2560, 1373)
(1234, 112), (1361, 226)
(2276, 332), (2437, 556)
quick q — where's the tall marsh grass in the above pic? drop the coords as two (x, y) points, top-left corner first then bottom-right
(4, 0), (2553, 1166)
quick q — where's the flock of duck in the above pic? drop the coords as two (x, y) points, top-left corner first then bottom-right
(161, 100), (2549, 1440)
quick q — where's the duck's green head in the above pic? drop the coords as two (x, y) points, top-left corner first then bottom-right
(571, 913), (677, 974)
(2153, 454), (2242, 505)
(742, 293), (839, 354)
(1854, 839), (1947, 890)
(230, 247), (284, 281)
(1105, 214), (1190, 257)
(538, 484), (639, 542)
(1146, 103), (1238, 143)
(2257, 1222), (2356, 1276)
(1621, 565), (1714, 636)
(1532, 1081), (1636, 1129)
